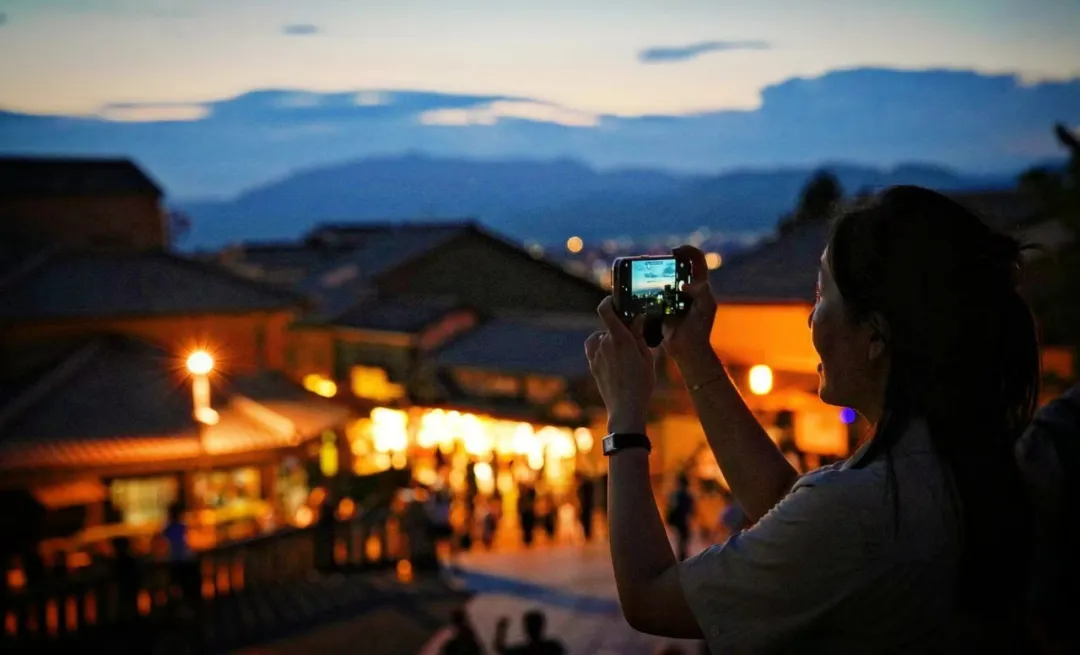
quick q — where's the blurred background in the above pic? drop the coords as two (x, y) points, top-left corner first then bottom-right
(0, 1), (1077, 653)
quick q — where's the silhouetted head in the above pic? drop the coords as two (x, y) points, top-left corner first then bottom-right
(523, 610), (546, 641)
(676, 473), (689, 489)
(167, 502), (183, 524)
(451, 608), (468, 628)
(812, 185), (1038, 619)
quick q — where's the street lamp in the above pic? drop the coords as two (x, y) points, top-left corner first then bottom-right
(187, 350), (219, 425)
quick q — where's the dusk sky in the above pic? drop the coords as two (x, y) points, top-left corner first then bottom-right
(2, 0), (1079, 119)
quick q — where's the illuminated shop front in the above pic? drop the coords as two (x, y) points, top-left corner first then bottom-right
(345, 406), (597, 495)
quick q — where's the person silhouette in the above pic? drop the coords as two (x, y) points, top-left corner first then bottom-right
(494, 610), (566, 655)
(441, 608), (483, 655)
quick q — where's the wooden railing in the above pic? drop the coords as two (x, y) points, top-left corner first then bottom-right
(0, 497), (430, 653)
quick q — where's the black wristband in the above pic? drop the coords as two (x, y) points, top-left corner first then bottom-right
(602, 433), (651, 456)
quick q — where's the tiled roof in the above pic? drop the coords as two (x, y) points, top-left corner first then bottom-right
(229, 371), (353, 437)
(331, 295), (461, 333)
(711, 220), (828, 304)
(0, 250), (300, 321)
(709, 190), (1041, 305)
(0, 156), (162, 197)
(297, 224), (469, 316)
(433, 315), (601, 379)
(0, 336), (200, 463)
(0, 336), (352, 471)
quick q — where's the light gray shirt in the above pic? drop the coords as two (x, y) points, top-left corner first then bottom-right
(679, 420), (971, 654)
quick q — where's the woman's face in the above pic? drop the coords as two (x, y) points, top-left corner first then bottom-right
(809, 248), (887, 421)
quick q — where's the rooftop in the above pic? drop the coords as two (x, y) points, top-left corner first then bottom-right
(330, 295), (463, 334)
(0, 156), (163, 198)
(0, 249), (301, 322)
(0, 335), (351, 471)
(433, 314), (601, 379)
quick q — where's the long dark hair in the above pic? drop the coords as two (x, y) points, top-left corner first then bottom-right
(827, 186), (1039, 625)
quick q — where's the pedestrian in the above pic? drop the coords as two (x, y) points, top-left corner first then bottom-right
(664, 473), (694, 561)
(442, 608), (483, 655)
(494, 610), (566, 654)
(517, 482), (537, 547)
(576, 473), (595, 542)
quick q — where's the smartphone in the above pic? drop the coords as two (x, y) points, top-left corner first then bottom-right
(612, 254), (693, 324)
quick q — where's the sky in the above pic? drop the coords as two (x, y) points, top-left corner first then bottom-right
(2, 0), (1079, 118)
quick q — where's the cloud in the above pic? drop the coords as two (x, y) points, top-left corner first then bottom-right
(4, 69), (1079, 199)
(638, 40), (770, 64)
(97, 102), (209, 122)
(281, 24), (319, 36)
(419, 100), (598, 128)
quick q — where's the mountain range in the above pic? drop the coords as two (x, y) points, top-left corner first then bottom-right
(177, 155), (1020, 248)
(2, 67), (1077, 203)
(2, 66), (1075, 246)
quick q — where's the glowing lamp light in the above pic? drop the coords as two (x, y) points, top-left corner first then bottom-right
(705, 252), (723, 270)
(840, 408), (858, 425)
(574, 427), (594, 453)
(371, 407), (408, 453)
(186, 350), (214, 375)
(566, 236), (584, 253)
(748, 365), (773, 396)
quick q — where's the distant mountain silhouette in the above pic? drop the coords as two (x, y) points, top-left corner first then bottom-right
(3, 67), (1077, 199)
(177, 155), (1015, 247)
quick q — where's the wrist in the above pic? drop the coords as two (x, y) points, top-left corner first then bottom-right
(675, 349), (725, 386)
(607, 414), (647, 435)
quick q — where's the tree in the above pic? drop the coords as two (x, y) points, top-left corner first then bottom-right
(778, 170), (844, 233)
(1019, 123), (1080, 373)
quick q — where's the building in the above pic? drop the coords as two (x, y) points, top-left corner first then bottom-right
(0, 156), (169, 252)
(0, 158), (352, 562)
(219, 222), (613, 496)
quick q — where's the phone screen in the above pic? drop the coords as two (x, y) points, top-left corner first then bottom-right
(626, 257), (690, 316)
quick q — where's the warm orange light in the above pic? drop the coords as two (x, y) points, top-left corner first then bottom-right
(574, 427), (594, 453)
(749, 365), (773, 395)
(365, 535), (382, 561)
(6, 568), (25, 591)
(186, 350), (214, 375)
(566, 236), (583, 254)
(705, 252), (723, 269)
(396, 559), (414, 583)
(337, 498), (356, 520)
(294, 506), (314, 528)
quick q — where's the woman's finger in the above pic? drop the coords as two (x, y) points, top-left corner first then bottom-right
(597, 296), (632, 342)
(673, 245), (709, 283)
(584, 330), (605, 361)
(630, 314), (651, 357)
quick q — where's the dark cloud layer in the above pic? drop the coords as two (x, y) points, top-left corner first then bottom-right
(638, 40), (770, 63)
(281, 24), (319, 36)
(1, 68), (1077, 199)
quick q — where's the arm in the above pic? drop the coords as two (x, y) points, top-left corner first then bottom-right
(662, 245), (798, 522)
(586, 299), (702, 638)
(675, 349), (798, 522)
(607, 443), (703, 638)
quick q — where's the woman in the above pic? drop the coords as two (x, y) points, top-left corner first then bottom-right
(585, 186), (1038, 652)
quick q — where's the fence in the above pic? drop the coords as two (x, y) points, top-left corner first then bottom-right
(0, 497), (431, 653)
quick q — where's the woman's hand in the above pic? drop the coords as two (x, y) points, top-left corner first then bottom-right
(662, 245), (718, 363)
(585, 296), (656, 433)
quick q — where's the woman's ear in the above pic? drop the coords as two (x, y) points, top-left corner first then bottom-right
(867, 312), (890, 363)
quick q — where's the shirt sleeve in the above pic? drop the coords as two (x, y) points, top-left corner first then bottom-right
(678, 467), (888, 653)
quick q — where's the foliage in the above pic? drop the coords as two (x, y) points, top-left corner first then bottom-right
(778, 170), (844, 233)
(1019, 124), (1080, 368)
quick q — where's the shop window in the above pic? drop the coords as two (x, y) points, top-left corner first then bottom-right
(109, 476), (178, 525)
(454, 369), (521, 397)
(192, 467), (262, 511)
(351, 365), (406, 402)
(525, 376), (565, 404)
